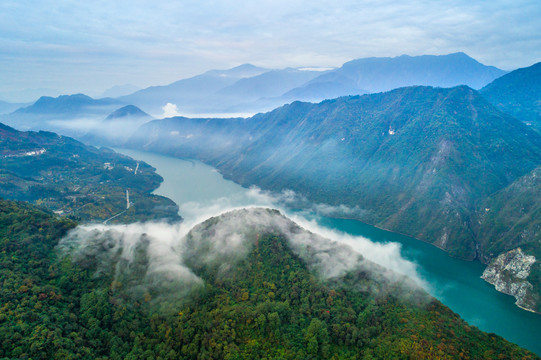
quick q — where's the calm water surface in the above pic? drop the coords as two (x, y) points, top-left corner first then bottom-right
(117, 148), (541, 355)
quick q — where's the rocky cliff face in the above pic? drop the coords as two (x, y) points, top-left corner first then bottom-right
(482, 248), (538, 312)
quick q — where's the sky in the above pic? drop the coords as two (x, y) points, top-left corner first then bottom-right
(1, 0), (540, 101)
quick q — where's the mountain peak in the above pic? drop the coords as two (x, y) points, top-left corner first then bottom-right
(230, 63), (260, 71)
(205, 63), (269, 78)
(105, 105), (150, 121)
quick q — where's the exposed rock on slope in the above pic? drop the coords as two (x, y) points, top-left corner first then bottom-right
(482, 248), (538, 312)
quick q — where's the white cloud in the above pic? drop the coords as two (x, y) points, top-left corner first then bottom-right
(161, 102), (180, 118)
(58, 206), (427, 310)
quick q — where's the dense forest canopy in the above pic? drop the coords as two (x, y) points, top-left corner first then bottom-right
(0, 201), (536, 359)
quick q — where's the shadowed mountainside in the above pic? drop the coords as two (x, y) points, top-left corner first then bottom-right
(481, 61), (541, 132)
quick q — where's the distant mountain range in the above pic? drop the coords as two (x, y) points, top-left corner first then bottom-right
(481, 61), (541, 132)
(99, 84), (141, 98)
(0, 53), (511, 138)
(284, 52), (505, 102)
(118, 53), (506, 115)
(13, 93), (120, 115)
(118, 64), (270, 115)
(128, 84), (541, 312)
(0, 100), (27, 115)
(0, 94), (125, 137)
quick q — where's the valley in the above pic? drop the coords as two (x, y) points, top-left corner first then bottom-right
(117, 147), (541, 355)
(126, 83), (541, 313)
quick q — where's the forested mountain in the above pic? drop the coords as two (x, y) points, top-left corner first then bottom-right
(128, 85), (541, 312)
(481, 62), (541, 132)
(0, 202), (536, 359)
(283, 53), (505, 102)
(0, 122), (179, 223)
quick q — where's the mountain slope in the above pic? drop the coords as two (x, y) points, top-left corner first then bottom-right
(128, 116), (253, 161)
(481, 61), (541, 132)
(286, 53), (506, 102)
(475, 165), (541, 311)
(1, 203), (536, 359)
(224, 87), (541, 259)
(0, 122), (179, 223)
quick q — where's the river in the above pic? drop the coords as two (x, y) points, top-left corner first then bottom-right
(117, 148), (541, 355)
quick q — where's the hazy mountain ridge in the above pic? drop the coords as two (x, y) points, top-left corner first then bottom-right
(103, 104), (150, 121)
(215, 68), (323, 104)
(0, 201), (536, 359)
(481, 61), (541, 132)
(0, 94), (126, 137)
(118, 64), (269, 115)
(0, 100), (27, 115)
(128, 85), (541, 311)
(128, 116), (253, 162)
(282, 52), (506, 102)
(14, 93), (121, 115)
(118, 53), (504, 116)
(100, 84), (141, 98)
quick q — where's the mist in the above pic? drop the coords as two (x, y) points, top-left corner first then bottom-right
(58, 202), (427, 312)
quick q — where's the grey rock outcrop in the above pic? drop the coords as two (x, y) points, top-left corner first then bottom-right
(482, 248), (538, 312)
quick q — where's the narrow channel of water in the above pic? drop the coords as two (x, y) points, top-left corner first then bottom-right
(117, 148), (541, 355)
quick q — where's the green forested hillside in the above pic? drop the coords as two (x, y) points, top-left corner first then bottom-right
(481, 62), (541, 132)
(0, 201), (536, 359)
(0, 122), (179, 223)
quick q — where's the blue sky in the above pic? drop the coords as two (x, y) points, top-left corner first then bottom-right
(1, 0), (540, 101)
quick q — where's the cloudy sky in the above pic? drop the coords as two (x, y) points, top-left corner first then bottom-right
(1, 0), (540, 101)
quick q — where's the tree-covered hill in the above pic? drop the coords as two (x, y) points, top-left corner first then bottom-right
(0, 201), (537, 359)
(481, 61), (541, 132)
(0, 122), (179, 223)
